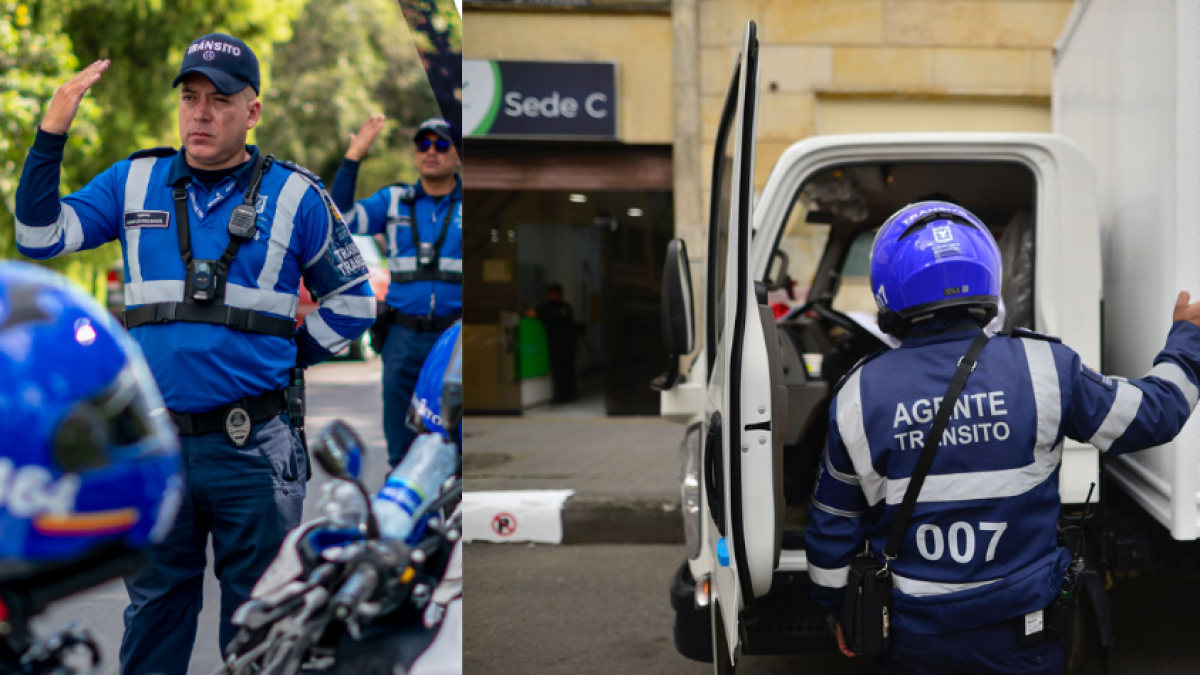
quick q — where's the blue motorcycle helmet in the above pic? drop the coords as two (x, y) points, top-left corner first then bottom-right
(870, 201), (1002, 336)
(0, 262), (182, 604)
(405, 321), (463, 449)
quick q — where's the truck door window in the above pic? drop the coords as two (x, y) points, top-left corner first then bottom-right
(830, 229), (881, 316)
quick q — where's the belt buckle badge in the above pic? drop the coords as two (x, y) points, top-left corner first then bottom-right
(225, 405), (252, 447)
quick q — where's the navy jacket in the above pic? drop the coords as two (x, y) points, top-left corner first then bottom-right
(330, 159), (461, 317)
(806, 319), (1200, 634)
(15, 129), (375, 412)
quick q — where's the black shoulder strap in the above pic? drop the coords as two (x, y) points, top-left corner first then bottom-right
(883, 330), (990, 560)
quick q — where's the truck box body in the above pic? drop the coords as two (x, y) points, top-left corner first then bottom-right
(1055, 0), (1200, 539)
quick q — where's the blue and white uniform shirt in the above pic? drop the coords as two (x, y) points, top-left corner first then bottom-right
(805, 320), (1200, 635)
(332, 172), (462, 318)
(15, 131), (376, 413)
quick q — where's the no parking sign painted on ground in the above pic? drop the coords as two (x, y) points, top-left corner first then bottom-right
(464, 490), (574, 544)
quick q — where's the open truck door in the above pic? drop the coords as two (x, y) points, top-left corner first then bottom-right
(657, 21), (784, 671)
(703, 21), (785, 672)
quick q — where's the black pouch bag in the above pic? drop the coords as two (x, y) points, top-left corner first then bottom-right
(843, 550), (892, 657)
(839, 330), (990, 657)
(369, 302), (393, 353)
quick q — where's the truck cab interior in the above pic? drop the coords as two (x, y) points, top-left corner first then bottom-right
(768, 160), (1038, 540)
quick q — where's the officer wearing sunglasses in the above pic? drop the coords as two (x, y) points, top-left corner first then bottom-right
(331, 116), (462, 466)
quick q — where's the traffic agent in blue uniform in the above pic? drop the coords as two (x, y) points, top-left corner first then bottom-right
(13, 34), (374, 675)
(805, 201), (1200, 674)
(331, 116), (462, 466)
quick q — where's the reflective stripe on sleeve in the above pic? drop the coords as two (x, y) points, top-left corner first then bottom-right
(302, 309), (351, 353)
(1089, 381), (1144, 452)
(811, 497), (864, 519)
(808, 564), (849, 589)
(320, 291), (376, 318)
(440, 258), (463, 272)
(824, 450), (860, 486)
(1146, 362), (1200, 409)
(353, 204), (369, 234)
(15, 203), (82, 253)
(837, 369), (886, 506)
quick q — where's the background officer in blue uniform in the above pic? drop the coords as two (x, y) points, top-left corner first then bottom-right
(805, 201), (1200, 674)
(13, 35), (375, 675)
(330, 116), (462, 467)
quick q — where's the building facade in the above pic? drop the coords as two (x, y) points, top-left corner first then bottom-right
(464, 0), (1073, 415)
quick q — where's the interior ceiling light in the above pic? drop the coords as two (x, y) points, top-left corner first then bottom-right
(627, 208), (644, 217)
(569, 194), (587, 203)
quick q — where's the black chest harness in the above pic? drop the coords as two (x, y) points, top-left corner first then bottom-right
(391, 193), (461, 285)
(123, 154), (297, 339)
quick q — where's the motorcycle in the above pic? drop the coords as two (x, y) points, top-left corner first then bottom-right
(209, 421), (462, 675)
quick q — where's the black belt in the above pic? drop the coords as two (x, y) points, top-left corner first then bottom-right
(390, 270), (462, 284)
(124, 303), (296, 339)
(391, 312), (461, 333)
(170, 389), (288, 437)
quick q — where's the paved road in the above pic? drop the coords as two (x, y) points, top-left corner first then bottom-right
(30, 357), (390, 675)
(466, 542), (1200, 675)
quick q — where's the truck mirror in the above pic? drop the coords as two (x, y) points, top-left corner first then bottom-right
(652, 239), (695, 391)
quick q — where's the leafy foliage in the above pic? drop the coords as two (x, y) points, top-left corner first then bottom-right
(0, 0), (440, 293)
(257, 0), (440, 196)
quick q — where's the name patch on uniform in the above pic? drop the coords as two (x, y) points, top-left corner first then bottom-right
(1082, 364), (1116, 390)
(124, 211), (170, 229)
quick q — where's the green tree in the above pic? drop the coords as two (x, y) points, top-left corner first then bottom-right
(257, 0), (441, 195)
(1, 0), (309, 293)
(0, 1), (108, 296)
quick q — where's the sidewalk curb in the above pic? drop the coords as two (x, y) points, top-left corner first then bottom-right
(561, 497), (684, 545)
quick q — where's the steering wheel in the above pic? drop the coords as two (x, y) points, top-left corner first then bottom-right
(804, 300), (888, 350)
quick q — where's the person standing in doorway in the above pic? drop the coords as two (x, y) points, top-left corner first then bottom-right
(538, 282), (578, 403)
(331, 116), (462, 467)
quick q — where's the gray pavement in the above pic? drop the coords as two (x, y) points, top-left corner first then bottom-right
(30, 357), (390, 675)
(463, 415), (687, 543)
(467, 542), (1200, 675)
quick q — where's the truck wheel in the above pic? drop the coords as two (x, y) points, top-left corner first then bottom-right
(711, 600), (737, 675)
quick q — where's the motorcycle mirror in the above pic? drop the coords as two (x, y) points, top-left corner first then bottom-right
(314, 420), (366, 481)
(313, 420), (381, 540)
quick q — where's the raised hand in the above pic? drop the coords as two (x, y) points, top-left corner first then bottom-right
(1174, 291), (1200, 329)
(345, 114), (386, 161)
(40, 60), (110, 136)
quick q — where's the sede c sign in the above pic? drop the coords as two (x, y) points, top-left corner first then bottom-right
(465, 59), (616, 139)
(504, 90), (609, 121)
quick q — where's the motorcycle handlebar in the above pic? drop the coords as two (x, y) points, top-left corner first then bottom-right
(331, 565), (380, 621)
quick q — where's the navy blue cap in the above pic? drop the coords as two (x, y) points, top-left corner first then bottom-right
(172, 34), (260, 96)
(413, 118), (453, 144)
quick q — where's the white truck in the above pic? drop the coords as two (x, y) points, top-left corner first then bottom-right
(658, 4), (1200, 672)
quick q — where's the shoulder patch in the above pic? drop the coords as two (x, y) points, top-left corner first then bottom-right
(1081, 364), (1117, 391)
(277, 160), (324, 186)
(127, 147), (176, 160)
(1008, 327), (1062, 343)
(831, 347), (890, 397)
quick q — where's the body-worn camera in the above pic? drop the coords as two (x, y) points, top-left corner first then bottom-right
(418, 241), (436, 268)
(189, 260), (220, 303)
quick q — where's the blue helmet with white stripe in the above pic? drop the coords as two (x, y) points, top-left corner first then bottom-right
(0, 262), (182, 590)
(405, 321), (463, 449)
(870, 202), (1002, 336)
